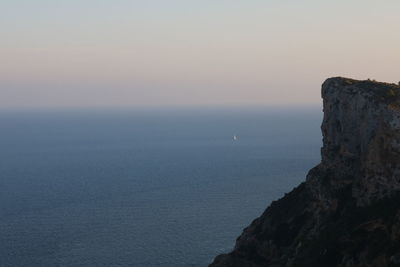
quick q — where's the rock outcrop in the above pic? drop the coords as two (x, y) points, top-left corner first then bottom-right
(210, 77), (400, 267)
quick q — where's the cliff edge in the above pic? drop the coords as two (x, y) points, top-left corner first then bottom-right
(210, 77), (400, 267)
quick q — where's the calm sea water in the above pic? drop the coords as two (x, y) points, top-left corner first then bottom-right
(0, 107), (322, 267)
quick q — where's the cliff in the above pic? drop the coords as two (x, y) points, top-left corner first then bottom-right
(210, 77), (400, 267)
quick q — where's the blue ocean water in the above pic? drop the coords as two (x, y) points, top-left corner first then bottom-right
(0, 107), (322, 267)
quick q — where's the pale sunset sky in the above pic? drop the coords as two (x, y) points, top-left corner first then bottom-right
(1, 0), (399, 109)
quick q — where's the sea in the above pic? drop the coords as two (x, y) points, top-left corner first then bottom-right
(0, 107), (322, 267)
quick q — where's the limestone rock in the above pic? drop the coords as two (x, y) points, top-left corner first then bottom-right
(209, 77), (400, 267)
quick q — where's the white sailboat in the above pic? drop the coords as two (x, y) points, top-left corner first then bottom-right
(233, 135), (238, 141)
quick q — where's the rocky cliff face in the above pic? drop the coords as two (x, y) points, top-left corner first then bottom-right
(210, 77), (400, 267)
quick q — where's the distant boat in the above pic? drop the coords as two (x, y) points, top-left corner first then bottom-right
(233, 135), (238, 141)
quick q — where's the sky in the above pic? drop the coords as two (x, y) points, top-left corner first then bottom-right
(1, 0), (400, 109)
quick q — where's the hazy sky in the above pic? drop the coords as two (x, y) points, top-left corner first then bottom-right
(1, 0), (399, 109)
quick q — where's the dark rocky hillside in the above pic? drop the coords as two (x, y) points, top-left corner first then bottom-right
(210, 77), (400, 267)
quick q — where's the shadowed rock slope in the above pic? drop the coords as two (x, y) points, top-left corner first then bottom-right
(210, 77), (400, 267)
